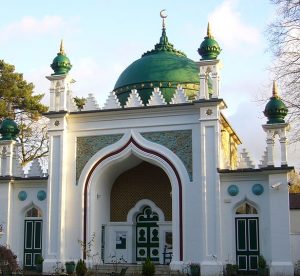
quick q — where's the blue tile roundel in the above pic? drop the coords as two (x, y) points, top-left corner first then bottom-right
(227, 185), (239, 196)
(37, 190), (47, 201)
(252, 184), (264, 195)
(18, 191), (27, 201)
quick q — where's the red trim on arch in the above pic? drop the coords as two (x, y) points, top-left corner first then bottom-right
(83, 137), (183, 261)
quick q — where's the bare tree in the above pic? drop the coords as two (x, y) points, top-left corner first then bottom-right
(267, 0), (300, 140)
(17, 113), (49, 167)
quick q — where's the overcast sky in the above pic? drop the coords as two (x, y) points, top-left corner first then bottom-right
(1, 0), (299, 168)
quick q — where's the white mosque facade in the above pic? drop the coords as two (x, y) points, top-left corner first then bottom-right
(0, 19), (296, 275)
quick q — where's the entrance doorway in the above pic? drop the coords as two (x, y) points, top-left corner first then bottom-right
(136, 206), (159, 262)
(23, 207), (43, 270)
(235, 202), (259, 272)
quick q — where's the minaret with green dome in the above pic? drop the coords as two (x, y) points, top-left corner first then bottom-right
(197, 23), (222, 99)
(264, 80), (288, 124)
(46, 40), (76, 112)
(50, 40), (72, 75)
(262, 81), (289, 167)
(0, 118), (19, 141)
(198, 23), (222, 60)
(0, 117), (23, 176)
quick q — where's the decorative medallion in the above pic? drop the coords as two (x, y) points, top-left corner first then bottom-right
(252, 184), (264, 196)
(54, 120), (60, 126)
(37, 190), (47, 201)
(206, 109), (213, 115)
(18, 191), (27, 201)
(227, 185), (239, 196)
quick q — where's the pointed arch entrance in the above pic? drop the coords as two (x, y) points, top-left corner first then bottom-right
(82, 136), (184, 263)
(235, 201), (259, 272)
(23, 205), (43, 270)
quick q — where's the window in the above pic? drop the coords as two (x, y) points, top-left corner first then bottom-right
(236, 203), (257, 215)
(25, 207), (42, 218)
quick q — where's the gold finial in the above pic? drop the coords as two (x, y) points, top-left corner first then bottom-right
(160, 9), (168, 29)
(59, 39), (65, 55)
(272, 80), (279, 98)
(207, 22), (213, 38)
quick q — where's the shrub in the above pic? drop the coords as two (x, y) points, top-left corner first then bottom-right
(36, 255), (44, 264)
(0, 245), (19, 272)
(76, 259), (87, 276)
(142, 257), (155, 276)
(258, 255), (266, 269)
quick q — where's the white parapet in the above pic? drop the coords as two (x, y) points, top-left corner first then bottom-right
(83, 93), (100, 111)
(27, 159), (44, 178)
(125, 89), (143, 108)
(103, 91), (121, 109)
(237, 148), (255, 169)
(147, 87), (167, 106)
(171, 86), (189, 104)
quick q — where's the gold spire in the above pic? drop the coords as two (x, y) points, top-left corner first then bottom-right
(272, 80), (279, 98)
(59, 39), (65, 55)
(160, 9), (167, 29)
(207, 22), (213, 38)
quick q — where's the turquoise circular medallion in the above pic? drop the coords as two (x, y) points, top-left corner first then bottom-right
(227, 185), (239, 196)
(252, 184), (264, 195)
(37, 190), (47, 201)
(18, 191), (27, 201)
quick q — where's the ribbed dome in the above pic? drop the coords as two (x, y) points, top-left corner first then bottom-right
(0, 118), (19, 141)
(264, 81), (288, 124)
(50, 40), (72, 75)
(114, 28), (199, 106)
(198, 23), (221, 60)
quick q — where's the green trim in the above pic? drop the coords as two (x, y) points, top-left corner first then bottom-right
(76, 134), (123, 184)
(141, 130), (193, 180)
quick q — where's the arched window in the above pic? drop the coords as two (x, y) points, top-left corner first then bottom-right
(236, 202), (257, 215)
(25, 207), (42, 218)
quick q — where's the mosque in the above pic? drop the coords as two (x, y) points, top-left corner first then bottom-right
(0, 13), (295, 275)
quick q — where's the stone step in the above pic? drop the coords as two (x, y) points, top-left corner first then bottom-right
(91, 264), (175, 275)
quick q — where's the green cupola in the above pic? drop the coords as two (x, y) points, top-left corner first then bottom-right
(198, 23), (221, 60)
(0, 118), (20, 141)
(264, 81), (288, 124)
(50, 40), (72, 75)
(114, 12), (200, 106)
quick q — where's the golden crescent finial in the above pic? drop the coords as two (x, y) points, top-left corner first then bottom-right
(60, 39), (65, 55)
(160, 9), (167, 29)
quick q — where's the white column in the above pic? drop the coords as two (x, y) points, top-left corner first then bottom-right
(211, 65), (220, 98)
(266, 136), (275, 166)
(279, 136), (288, 166)
(199, 67), (207, 99)
(4, 143), (13, 176)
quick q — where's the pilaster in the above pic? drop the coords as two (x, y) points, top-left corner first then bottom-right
(198, 102), (223, 273)
(44, 112), (69, 271)
(268, 173), (293, 275)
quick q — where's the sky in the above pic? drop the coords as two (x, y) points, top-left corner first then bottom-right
(1, 0), (299, 168)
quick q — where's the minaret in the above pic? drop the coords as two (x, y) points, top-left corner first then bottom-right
(197, 23), (222, 99)
(0, 118), (22, 176)
(46, 40), (75, 112)
(262, 81), (289, 166)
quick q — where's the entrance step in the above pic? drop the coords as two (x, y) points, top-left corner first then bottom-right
(91, 264), (179, 275)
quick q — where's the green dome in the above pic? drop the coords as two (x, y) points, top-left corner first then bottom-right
(50, 41), (72, 75)
(0, 118), (19, 141)
(198, 23), (221, 60)
(114, 28), (199, 106)
(264, 81), (288, 124)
